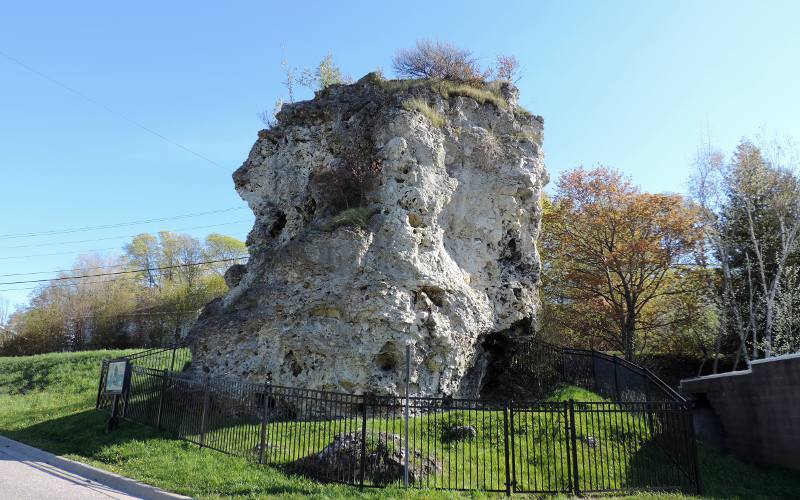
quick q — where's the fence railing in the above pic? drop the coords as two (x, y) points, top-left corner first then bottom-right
(97, 340), (700, 495)
(510, 340), (685, 403)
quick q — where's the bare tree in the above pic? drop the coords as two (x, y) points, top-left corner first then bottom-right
(495, 55), (521, 82)
(690, 143), (752, 371)
(0, 296), (9, 327)
(691, 137), (800, 364)
(392, 40), (489, 84)
(730, 140), (800, 357)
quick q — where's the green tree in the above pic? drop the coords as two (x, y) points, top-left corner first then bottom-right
(3, 232), (246, 355)
(125, 233), (159, 287)
(204, 233), (247, 274)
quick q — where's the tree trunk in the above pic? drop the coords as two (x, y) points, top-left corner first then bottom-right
(622, 313), (636, 362)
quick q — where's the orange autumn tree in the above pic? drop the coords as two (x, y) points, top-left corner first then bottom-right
(542, 167), (706, 361)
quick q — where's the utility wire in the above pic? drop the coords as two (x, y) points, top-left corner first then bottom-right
(0, 220), (250, 250)
(0, 207), (246, 240)
(0, 232), (248, 261)
(0, 275), (152, 292)
(0, 256), (248, 285)
(0, 246), (127, 261)
(72, 310), (202, 320)
(0, 48), (228, 172)
(0, 233), (248, 277)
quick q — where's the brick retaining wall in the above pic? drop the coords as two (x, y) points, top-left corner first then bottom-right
(680, 353), (800, 471)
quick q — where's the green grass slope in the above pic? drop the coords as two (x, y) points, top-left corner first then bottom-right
(2, 350), (799, 499)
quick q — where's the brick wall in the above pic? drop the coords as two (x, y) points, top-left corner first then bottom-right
(680, 353), (800, 471)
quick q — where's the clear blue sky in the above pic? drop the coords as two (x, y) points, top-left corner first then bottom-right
(1, 0), (799, 310)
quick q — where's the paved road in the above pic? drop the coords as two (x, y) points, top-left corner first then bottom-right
(0, 445), (141, 500)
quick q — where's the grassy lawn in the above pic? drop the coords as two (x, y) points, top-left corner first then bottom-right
(2, 350), (799, 499)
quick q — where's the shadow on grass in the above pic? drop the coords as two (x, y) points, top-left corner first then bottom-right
(2, 409), (348, 499)
(3, 409), (164, 458)
(693, 443), (800, 500)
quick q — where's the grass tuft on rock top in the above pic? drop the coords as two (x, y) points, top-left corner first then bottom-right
(402, 98), (446, 128)
(376, 78), (508, 110)
(3, 350), (800, 499)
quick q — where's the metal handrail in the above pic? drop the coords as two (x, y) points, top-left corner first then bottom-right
(537, 340), (685, 402)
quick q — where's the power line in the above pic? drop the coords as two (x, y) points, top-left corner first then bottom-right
(0, 220), (250, 250)
(0, 231), (248, 261)
(0, 246), (126, 261)
(0, 256), (248, 285)
(0, 48), (229, 172)
(0, 276), (140, 292)
(0, 233), (249, 277)
(75, 310), (203, 320)
(0, 275), (148, 292)
(0, 207), (246, 240)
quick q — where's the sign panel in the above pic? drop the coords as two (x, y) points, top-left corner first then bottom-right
(105, 360), (129, 395)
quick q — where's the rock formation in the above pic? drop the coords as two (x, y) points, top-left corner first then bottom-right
(188, 74), (547, 399)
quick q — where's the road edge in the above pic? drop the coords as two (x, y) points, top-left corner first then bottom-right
(0, 434), (193, 500)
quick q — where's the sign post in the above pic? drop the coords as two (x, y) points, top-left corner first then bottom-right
(103, 359), (130, 432)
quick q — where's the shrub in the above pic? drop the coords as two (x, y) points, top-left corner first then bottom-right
(392, 40), (489, 84)
(402, 98), (445, 128)
(494, 55), (521, 82)
(312, 122), (382, 214)
(298, 53), (352, 90)
(322, 207), (378, 231)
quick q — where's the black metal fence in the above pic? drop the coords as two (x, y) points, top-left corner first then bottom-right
(511, 340), (685, 403)
(97, 341), (700, 495)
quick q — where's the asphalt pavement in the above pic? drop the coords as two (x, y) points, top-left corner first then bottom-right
(0, 435), (190, 500)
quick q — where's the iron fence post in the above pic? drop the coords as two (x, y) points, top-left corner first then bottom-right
(503, 401), (512, 496)
(613, 355), (621, 400)
(686, 401), (703, 494)
(359, 396), (368, 489)
(259, 382), (270, 464)
(563, 401), (573, 494)
(156, 371), (168, 429)
(169, 346), (177, 372)
(199, 375), (210, 449)
(568, 399), (581, 496)
(509, 401), (517, 494)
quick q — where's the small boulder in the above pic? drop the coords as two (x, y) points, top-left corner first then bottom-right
(445, 425), (477, 442)
(293, 431), (440, 485)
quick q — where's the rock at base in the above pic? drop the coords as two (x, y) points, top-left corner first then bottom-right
(292, 431), (441, 485)
(444, 425), (478, 442)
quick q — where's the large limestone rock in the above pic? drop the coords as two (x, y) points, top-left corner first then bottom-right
(188, 75), (547, 399)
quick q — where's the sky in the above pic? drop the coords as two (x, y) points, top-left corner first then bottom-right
(1, 0), (799, 310)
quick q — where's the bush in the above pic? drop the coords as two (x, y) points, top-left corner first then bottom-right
(392, 40), (489, 84)
(494, 55), (520, 82)
(322, 207), (378, 231)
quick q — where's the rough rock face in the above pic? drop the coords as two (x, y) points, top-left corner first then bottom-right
(188, 74), (547, 399)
